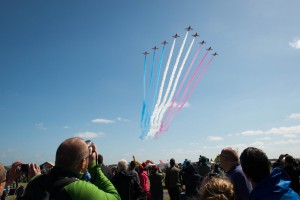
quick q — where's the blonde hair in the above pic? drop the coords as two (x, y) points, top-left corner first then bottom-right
(200, 176), (234, 200)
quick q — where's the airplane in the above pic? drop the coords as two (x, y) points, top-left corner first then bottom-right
(172, 33), (180, 38)
(200, 40), (206, 45)
(212, 52), (218, 56)
(206, 47), (213, 51)
(142, 51), (149, 55)
(185, 26), (193, 31)
(161, 40), (168, 45)
(152, 46), (159, 50)
(192, 33), (199, 38)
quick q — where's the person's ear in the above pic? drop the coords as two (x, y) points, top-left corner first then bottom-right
(80, 158), (87, 171)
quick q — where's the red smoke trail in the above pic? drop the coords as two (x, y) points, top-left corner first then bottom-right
(158, 51), (209, 134)
(178, 56), (215, 111)
(162, 44), (203, 127)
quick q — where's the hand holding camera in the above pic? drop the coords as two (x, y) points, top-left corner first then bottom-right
(85, 140), (98, 166)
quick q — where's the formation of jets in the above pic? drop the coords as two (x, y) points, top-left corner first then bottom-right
(143, 27), (219, 57)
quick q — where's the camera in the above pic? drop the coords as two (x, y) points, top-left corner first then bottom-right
(19, 164), (28, 173)
(85, 140), (94, 148)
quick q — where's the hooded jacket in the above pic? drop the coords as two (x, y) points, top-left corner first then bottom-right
(111, 169), (143, 200)
(250, 167), (300, 200)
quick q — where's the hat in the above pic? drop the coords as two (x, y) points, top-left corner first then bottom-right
(0, 163), (6, 183)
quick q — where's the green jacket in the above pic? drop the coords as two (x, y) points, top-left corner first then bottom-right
(22, 162), (120, 200)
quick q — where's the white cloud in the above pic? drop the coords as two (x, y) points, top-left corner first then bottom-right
(240, 125), (300, 137)
(92, 118), (115, 124)
(75, 131), (105, 138)
(288, 113), (300, 119)
(250, 141), (264, 146)
(35, 123), (47, 131)
(282, 134), (297, 138)
(189, 142), (199, 146)
(63, 125), (70, 129)
(273, 140), (300, 145)
(256, 137), (271, 141)
(116, 117), (130, 122)
(241, 130), (264, 136)
(207, 136), (224, 141)
(289, 38), (300, 49)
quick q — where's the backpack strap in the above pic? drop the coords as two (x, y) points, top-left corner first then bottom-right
(48, 177), (78, 200)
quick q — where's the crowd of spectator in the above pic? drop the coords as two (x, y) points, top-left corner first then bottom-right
(0, 137), (299, 199)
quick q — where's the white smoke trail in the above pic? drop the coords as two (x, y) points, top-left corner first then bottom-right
(149, 38), (176, 132)
(148, 32), (189, 137)
(156, 37), (196, 128)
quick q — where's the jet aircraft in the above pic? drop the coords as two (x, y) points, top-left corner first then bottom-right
(185, 26), (193, 31)
(212, 52), (218, 56)
(172, 34), (180, 38)
(192, 33), (199, 38)
(152, 46), (159, 50)
(142, 51), (149, 55)
(200, 40), (206, 45)
(206, 47), (213, 51)
(162, 40), (168, 45)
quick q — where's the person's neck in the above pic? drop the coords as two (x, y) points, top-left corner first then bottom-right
(225, 162), (238, 172)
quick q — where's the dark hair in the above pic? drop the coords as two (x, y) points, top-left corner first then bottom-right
(170, 158), (175, 166)
(240, 147), (270, 183)
(129, 161), (136, 170)
(285, 155), (294, 165)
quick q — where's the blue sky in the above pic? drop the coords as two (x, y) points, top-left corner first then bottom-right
(1, 0), (300, 166)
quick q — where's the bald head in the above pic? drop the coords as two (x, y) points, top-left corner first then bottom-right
(0, 163), (6, 197)
(221, 148), (239, 162)
(0, 163), (6, 183)
(55, 137), (89, 173)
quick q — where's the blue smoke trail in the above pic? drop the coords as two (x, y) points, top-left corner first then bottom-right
(142, 49), (157, 138)
(152, 45), (166, 111)
(140, 55), (147, 130)
(143, 46), (166, 136)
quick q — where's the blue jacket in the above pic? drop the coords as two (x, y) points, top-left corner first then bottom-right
(250, 167), (300, 200)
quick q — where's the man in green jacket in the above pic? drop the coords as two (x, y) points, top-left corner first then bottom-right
(21, 137), (120, 200)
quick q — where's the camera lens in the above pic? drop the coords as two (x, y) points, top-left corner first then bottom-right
(85, 140), (93, 147)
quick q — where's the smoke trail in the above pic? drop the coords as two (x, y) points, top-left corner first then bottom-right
(159, 50), (209, 133)
(143, 46), (166, 138)
(140, 54), (148, 130)
(148, 38), (176, 135)
(178, 56), (215, 111)
(149, 32), (189, 137)
(143, 49), (157, 133)
(155, 36), (196, 133)
(160, 42), (203, 132)
(152, 45), (166, 110)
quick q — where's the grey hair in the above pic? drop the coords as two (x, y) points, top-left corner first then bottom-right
(118, 159), (128, 171)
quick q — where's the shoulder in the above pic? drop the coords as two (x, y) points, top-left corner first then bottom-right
(64, 180), (105, 199)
